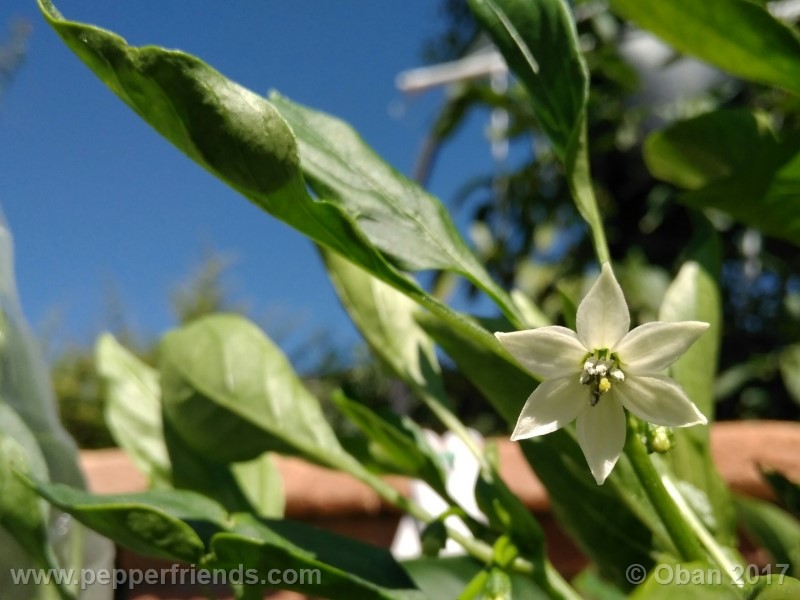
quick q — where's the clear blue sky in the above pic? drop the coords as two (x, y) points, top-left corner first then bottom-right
(1, 1), (503, 364)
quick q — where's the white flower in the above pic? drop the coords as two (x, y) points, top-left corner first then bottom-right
(495, 263), (708, 485)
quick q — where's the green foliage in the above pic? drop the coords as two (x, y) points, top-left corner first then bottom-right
(29, 0), (800, 598)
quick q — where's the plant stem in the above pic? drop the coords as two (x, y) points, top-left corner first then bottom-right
(351, 465), (581, 600)
(418, 389), (490, 471)
(623, 416), (705, 562)
(660, 474), (744, 586)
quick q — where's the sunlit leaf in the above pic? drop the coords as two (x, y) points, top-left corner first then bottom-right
(645, 109), (800, 245)
(31, 483), (227, 563)
(273, 97), (522, 326)
(95, 334), (170, 487)
(609, 0), (800, 95)
(469, 0), (609, 262)
(735, 495), (800, 578)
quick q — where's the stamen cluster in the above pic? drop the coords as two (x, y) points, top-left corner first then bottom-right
(579, 353), (625, 406)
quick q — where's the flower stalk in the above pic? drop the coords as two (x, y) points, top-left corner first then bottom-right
(623, 415), (706, 563)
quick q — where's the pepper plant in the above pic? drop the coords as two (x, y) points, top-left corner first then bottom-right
(13, 0), (800, 598)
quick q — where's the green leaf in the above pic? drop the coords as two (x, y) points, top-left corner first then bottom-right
(468, 0), (583, 160)
(211, 513), (424, 600)
(31, 483), (228, 563)
(37, 0), (423, 307)
(97, 330), (283, 515)
(0, 406), (53, 570)
(779, 344), (800, 406)
(469, 0), (609, 263)
(628, 561), (740, 599)
(657, 257), (737, 546)
(161, 415), (260, 515)
(761, 469), (800, 518)
(644, 109), (800, 245)
(735, 495), (800, 578)
(159, 314), (356, 471)
(95, 334), (170, 486)
(332, 391), (447, 493)
(38, 0), (510, 389)
(403, 556), (546, 599)
(272, 95), (521, 326)
(322, 249), (448, 405)
(230, 453), (285, 519)
(608, 0), (800, 95)
(749, 575), (800, 599)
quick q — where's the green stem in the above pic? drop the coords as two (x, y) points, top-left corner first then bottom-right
(417, 389), (490, 471)
(660, 474), (744, 586)
(623, 416), (705, 562)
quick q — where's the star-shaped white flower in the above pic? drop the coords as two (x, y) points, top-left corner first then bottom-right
(495, 263), (708, 485)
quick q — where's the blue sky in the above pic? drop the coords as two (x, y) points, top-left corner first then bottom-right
(1, 1), (505, 363)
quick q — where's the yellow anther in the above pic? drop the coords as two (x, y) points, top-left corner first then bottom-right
(598, 377), (611, 394)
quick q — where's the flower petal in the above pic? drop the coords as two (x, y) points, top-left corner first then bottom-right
(576, 263), (630, 351)
(496, 326), (588, 378)
(615, 321), (709, 374)
(510, 376), (588, 440)
(576, 395), (626, 485)
(614, 374), (708, 427)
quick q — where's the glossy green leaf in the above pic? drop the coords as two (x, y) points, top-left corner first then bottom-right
(0, 406), (52, 570)
(779, 344), (800, 406)
(31, 483), (228, 563)
(608, 0), (800, 95)
(403, 556), (545, 599)
(761, 469), (800, 518)
(0, 227), (84, 490)
(645, 109), (800, 245)
(160, 314), (357, 472)
(332, 391), (447, 493)
(468, 0), (583, 160)
(38, 0), (513, 387)
(211, 513), (424, 600)
(657, 256), (737, 546)
(231, 454), (285, 519)
(735, 495), (800, 578)
(37, 0), (424, 305)
(628, 560), (740, 599)
(322, 249), (448, 405)
(749, 575), (800, 599)
(416, 312), (659, 588)
(469, 0), (609, 263)
(95, 334), (170, 486)
(272, 95), (521, 325)
(161, 415), (265, 516)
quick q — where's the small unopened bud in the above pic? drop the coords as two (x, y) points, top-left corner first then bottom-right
(644, 424), (675, 454)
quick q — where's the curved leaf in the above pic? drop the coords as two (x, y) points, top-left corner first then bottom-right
(160, 314), (356, 472)
(213, 514), (424, 600)
(469, 0), (608, 262)
(645, 109), (800, 245)
(0, 407), (52, 570)
(95, 334), (170, 486)
(322, 249), (448, 403)
(735, 495), (800, 578)
(31, 483), (228, 563)
(273, 96), (521, 325)
(609, 0), (800, 95)
(37, 0), (421, 303)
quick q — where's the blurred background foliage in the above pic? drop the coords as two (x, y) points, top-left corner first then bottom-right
(7, 0), (800, 450)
